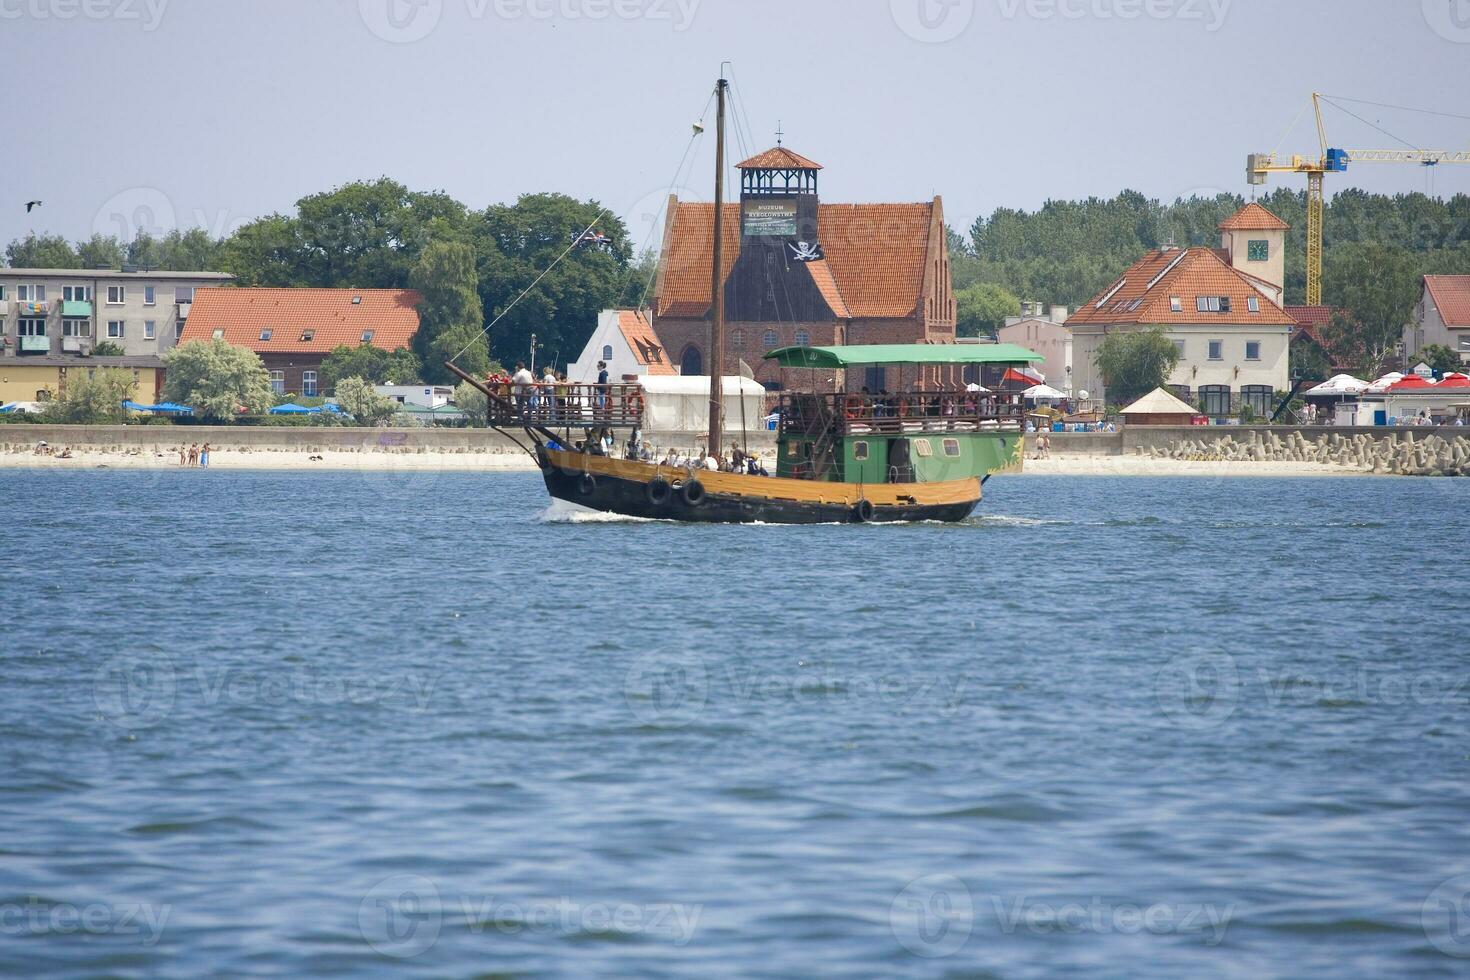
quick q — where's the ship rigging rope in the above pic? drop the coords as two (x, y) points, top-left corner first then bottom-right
(451, 87), (718, 367)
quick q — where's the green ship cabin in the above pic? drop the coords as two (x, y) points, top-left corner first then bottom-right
(762, 343), (1043, 484)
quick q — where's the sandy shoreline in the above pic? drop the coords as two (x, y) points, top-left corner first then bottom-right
(0, 447), (1380, 477)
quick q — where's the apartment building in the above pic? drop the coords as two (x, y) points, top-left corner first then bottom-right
(0, 268), (234, 360)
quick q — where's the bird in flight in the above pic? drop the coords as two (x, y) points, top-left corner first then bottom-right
(25, 200), (42, 212)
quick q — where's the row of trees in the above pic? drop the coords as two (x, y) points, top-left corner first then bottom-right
(7, 179), (650, 383)
(954, 188), (1470, 310)
(22, 340), (408, 426)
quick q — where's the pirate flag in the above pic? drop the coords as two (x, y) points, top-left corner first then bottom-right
(786, 241), (825, 262)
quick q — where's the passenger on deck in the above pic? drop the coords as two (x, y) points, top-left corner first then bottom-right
(595, 361), (610, 419)
(512, 362), (534, 414)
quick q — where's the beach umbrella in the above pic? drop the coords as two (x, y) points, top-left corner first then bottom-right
(1022, 383), (1067, 401)
(1304, 374), (1369, 396)
(1366, 372), (1404, 393)
(269, 404), (313, 414)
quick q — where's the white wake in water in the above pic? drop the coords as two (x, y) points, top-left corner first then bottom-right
(538, 499), (662, 523)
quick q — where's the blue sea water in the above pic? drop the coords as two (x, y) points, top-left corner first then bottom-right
(1, 468), (1468, 978)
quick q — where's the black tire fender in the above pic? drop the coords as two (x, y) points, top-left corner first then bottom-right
(578, 472), (596, 496)
(853, 498), (875, 523)
(647, 477), (672, 506)
(681, 479), (706, 506)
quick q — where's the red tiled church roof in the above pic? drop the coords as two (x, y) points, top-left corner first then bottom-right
(182, 287), (422, 353)
(655, 200), (935, 320)
(736, 146), (823, 170)
(1066, 247), (1295, 327)
(1424, 275), (1470, 327)
(1218, 202), (1290, 231)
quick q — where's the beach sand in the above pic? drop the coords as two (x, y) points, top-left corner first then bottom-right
(1, 446), (1377, 477)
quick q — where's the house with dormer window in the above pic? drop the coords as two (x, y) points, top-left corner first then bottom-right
(1067, 203), (1296, 415)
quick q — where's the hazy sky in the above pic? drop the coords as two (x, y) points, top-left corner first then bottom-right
(5, 0), (1470, 254)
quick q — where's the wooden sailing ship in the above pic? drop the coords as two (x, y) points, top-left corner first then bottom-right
(448, 76), (1042, 524)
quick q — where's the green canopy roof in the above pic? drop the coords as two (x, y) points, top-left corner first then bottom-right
(763, 343), (1043, 368)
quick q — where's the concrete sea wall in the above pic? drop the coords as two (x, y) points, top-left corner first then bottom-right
(0, 424), (778, 456)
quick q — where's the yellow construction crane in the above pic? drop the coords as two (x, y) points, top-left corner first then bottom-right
(1246, 93), (1470, 306)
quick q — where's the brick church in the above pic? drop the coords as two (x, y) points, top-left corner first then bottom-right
(649, 146), (957, 393)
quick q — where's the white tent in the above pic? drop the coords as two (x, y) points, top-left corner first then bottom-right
(1305, 374), (1369, 396)
(965, 382), (990, 393)
(638, 375), (768, 433)
(1022, 383), (1067, 401)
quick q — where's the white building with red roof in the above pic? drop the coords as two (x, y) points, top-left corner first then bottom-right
(1068, 206), (1298, 415)
(1408, 275), (1470, 367)
(568, 309), (675, 383)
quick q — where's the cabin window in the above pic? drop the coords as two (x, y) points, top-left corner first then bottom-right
(853, 441), (868, 461)
(942, 438), (960, 457)
(785, 441), (799, 458)
(913, 439), (933, 458)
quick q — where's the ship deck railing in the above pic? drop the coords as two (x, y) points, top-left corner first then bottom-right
(485, 383), (645, 428)
(776, 390), (1027, 438)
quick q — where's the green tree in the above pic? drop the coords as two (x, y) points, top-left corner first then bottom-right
(161, 339), (273, 419)
(955, 283), (1021, 338)
(1415, 343), (1463, 374)
(7, 233), (80, 268)
(75, 234), (125, 269)
(43, 368), (136, 423)
(472, 193), (630, 366)
(1323, 242), (1422, 375)
(216, 214), (308, 285)
(127, 231), (164, 270)
(91, 341), (126, 357)
(1094, 327), (1181, 406)
(156, 229), (221, 270)
(453, 380), (488, 426)
(1289, 335), (1331, 383)
(319, 343), (422, 390)
(412, 240), (488, 383)
(333, 376), (398, 426)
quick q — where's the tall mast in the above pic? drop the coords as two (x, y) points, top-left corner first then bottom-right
(708, 76), (728, 458)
